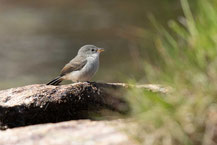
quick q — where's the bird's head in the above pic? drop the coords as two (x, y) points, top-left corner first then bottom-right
(78, 45), (104, 57)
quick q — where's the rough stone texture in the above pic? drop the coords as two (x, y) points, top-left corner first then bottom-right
(0, 119), (135, 145)
(0, 82), (168, 129)
(0, 83), (169, 145)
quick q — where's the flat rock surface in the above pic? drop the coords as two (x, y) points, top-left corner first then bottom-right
(0, 82), (167, 129)
(0, 120), (135, 145)
(0, 82), (131, 129)
(0, 83), (168, 144)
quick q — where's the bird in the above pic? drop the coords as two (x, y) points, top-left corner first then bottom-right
(47, 45), (104, 85)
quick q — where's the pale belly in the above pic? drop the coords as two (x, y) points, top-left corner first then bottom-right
(63, 57), (99, 82)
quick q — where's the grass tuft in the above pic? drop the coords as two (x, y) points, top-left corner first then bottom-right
(127, 0), (217, 144)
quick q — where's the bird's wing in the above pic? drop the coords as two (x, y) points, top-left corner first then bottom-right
(60, 56), (87, 76)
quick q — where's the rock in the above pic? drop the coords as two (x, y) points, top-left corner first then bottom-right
(0, 119), (135, 145)
(0, 82), (168, 129)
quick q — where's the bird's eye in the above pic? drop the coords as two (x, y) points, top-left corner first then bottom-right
(91, 49), (95, 52)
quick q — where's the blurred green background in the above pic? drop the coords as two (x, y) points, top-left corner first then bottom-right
(0, 0), (182, 89)
(126, 0), (217, 145)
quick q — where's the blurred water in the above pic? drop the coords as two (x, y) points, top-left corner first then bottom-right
(0, 0), (182, 89)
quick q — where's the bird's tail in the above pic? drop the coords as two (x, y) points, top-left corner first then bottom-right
(47, 76), (63, 85)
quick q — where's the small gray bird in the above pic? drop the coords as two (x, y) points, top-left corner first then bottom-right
(47, 45), (104, 85)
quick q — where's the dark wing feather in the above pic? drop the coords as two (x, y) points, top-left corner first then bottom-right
(60, 56), (87, 76)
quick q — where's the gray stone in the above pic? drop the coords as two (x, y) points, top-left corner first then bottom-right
(0, 119), (135, 145)
(0, 82), (168, 129)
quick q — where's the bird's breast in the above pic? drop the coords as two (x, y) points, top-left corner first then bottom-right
(64, 56), (99, 82)
(83, 56), (99, 76)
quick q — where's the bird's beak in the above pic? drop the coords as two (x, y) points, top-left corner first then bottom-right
(97, 48), (104, 53)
